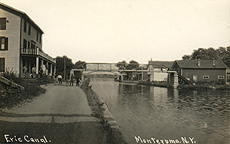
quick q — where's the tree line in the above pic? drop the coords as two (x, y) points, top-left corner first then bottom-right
(55, 56), (86, 77)
(55, 46), (230, 78)
(182, 46), (230, 67)
(55, 56), (142, 78)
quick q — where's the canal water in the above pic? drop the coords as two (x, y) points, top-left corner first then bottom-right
(90, 78), (229, 144)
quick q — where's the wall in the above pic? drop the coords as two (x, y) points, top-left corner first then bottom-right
(182, 68), (226, 83)
(0, 8), (21, 75)
(154, 72), (168, 81)
(20, 18), (42, 50)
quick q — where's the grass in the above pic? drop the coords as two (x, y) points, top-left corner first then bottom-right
(177, 83), (230, 90)
(0, 72), (52, 109)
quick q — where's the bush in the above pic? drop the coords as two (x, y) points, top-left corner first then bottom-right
(0, 71), (49, 109)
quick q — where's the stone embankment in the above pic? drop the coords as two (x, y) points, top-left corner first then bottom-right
(81, 78), (127, 144)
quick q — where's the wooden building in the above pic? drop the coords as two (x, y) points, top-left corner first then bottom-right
(0, 2), (56, 77)
(171, 60), (228, 84)
(147, 60), (173, 81)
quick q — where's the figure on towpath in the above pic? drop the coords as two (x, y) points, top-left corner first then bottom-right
(76, 77), (80, 86)
(57, 75), (62, 84)
(70, 74), (74, 86)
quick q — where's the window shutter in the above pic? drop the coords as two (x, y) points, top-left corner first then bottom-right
(5, 38), (8, 50)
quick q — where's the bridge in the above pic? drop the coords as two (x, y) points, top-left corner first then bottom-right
(70, 62), (150, 81)
(70, 63), (121, 80)
(85, 63), (119, 72)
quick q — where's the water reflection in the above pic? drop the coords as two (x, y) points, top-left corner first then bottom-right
(90, 78), (229, 144)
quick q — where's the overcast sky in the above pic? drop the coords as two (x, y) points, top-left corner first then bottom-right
(1, 0), (230, 63)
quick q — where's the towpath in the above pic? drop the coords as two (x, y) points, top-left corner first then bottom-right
(0, 83), (106, 144)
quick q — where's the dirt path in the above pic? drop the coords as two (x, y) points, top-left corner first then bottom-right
(0, 84), (106, 144)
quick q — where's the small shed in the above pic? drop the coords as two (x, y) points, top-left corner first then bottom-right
(147, 61), (173, 81)
(171, 60), (228, 84)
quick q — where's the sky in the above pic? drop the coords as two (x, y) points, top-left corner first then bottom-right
(1, 0), (230, 64)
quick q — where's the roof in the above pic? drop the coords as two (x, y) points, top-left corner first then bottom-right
(173, 60), (228, 69)
(0, 2), (44, 34)
(148, 61), (174, 68)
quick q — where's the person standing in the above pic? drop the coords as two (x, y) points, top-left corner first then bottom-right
(32, 65), (36, 78)
(23, 65), (27, 78)
(57, 75), (62, 84)
(70, 74), (74, 86)
(76, 77), (80, 86)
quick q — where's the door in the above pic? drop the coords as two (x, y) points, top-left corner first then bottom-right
(193, 75), (197, 82)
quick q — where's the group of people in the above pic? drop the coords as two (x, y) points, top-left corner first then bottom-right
(23, 64), (48, 78)
(57, 74), (81, 86)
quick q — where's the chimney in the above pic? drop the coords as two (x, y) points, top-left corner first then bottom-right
(213, 59), (216, 67)
(197, 59), (201, 66)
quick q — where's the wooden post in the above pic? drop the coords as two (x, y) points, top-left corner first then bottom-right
(64, 56), (66, 80)
(36, 57), (39, 74)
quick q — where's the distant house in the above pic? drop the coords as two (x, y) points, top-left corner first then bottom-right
(171, 60), (228, 84)
(147, 61), (173, 81)
(0, 2), (56, 77)
(121, 64), (148, 81)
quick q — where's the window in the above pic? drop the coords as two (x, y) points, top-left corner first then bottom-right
(36, 32), (39, 41)
(203, 75), (209, 79)
(0, 58), (5, 72)
(0, 18), (6, 30)
(28, 41), (30, 49)
(24, 20), (27, 33)
(31, 42), (36, 54)
(28, 24), (31, 35)
(39, 34), (41, 43)
(0, 37), (8, 50)
(23, 39), (27, 52)
(218, 75), (224, 79)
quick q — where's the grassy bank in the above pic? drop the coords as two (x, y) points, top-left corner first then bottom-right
(138, 81), (171, 88)
(80, 78), (127, 144)
(0, 73), (52, 109)
(134, 80), (230, 90)
(178, 83), (230, 90)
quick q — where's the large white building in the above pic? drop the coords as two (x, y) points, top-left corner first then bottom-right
(0, 2), (56, 77)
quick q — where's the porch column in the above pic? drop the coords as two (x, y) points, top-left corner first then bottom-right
(46, 61), (49, 76)
(120, 75), (124, 82)
(50, 63), (53, 75)
(36, 57), (39, 74)
(41, 59), (44, 74)
(41, 59), (44, 67)
(54, 65), (56, 76)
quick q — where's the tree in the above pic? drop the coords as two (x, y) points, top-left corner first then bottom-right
(182, 46), (230, 67)
(116, 60), (127, 70)
(74, 61), (86, 69)
(56, 56), (74, 78)
(182, 55), (191, 60)
(126, 60), (139, 70)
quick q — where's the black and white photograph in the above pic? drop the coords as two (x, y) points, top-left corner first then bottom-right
(0, 0), (229, 144)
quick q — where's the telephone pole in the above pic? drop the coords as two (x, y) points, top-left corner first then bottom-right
(63, 55), (66, 80)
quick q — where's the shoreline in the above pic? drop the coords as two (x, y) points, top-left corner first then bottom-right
(80, 78), (127, 144)
(121, 80), (230, 90)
